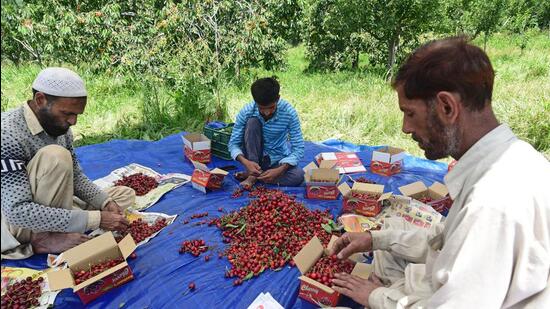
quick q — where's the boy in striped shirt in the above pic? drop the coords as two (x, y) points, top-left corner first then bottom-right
(228, 78), (305, 188)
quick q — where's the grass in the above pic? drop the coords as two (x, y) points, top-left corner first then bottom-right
(2, 32), (549, 160)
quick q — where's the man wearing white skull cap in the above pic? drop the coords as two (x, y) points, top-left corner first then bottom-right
(1, 67), (135, 259)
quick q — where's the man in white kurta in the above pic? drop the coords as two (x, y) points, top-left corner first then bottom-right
(329, 37), (550, 308)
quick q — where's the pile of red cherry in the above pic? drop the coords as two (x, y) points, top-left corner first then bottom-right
(179, 239), (208, 257)
(418, 196), (434, 204)
(1, 277), (43, 309)
(122, 218), (168, 243)
(190, 212), (208, 219)
(114, 173), (159, 196)
(73, 257), (124, 285)
(305, 255), (355, 286)
(214, 187), (335, 285)
(354, 177), (376, 184)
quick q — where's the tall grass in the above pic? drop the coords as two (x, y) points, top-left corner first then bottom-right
(2, 32), (549, 159)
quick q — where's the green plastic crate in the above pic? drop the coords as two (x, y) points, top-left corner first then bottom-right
(203, 123), (234, 144)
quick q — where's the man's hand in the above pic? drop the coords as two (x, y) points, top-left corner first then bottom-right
(327, 232), (373, 259)
(257, 166), (285, 183)
(331, 273), (384, 307)
(104, 201), (123, 214)
(100, 211), (129, 232)
(238, 156), (262, 176)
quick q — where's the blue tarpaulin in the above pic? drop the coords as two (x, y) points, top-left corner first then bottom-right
(1, 133), (447, 308)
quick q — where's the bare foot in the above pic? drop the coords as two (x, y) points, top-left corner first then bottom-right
(234, 171), (249, 181)
(240, 175), (257, 191)
(31, 232), (91, 254)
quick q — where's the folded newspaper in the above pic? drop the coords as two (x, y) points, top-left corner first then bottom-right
(93, 163), (190, 211)
(1, 267), (59, 309)
(247, 292), (284, 309)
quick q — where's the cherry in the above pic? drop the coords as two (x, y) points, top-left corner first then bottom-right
(188, 282), (196, 291)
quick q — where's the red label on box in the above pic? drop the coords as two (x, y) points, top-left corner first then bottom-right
(371, 160), (402, 176)
(299, 281), (340, 307)
(343, 198), (382, 217)
(192, 169), (211, 187)
(185, 146), (211, 163)
(76, 266), (134, 304)
(428, 197), (452, 214)
(306, 185), (339, 200)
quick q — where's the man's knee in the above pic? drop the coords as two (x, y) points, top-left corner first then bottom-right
(32, 145), (72, 173)
(278, 166), (304, 186)
(245, 117), (262, 134)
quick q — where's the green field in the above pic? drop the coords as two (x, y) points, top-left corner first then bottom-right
(2, 33), (549, 160)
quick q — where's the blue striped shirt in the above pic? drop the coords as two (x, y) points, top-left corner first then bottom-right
(228, 99), (305, 166)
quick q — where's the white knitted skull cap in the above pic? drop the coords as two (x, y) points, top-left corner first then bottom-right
(32, 67), (87, 97)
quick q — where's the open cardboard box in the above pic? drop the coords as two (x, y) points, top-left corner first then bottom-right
(315, 152), (366, 174)
(303, 161), (341, 200)
(293, 236), (373, 307)
(47, 232), (136, 304)
(339, 182), (392, 217)
(399, 181), (451, 214)
(371, 146), (406, 176)
(182, 133), (211, 163)
(190, 160), (228, 193)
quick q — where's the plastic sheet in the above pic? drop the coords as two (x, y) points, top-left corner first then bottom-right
(1, 133), (447, 308)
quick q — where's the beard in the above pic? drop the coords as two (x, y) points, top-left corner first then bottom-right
(36, 107), (70, 137)
(417, 106), (460, 160)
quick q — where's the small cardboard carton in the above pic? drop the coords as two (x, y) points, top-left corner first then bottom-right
(399, 181), (451, 214)
(190, 161), (229, 193)
(182, 133), (211, 163)
(371, 146), (406, 176)
(338, 182), (392, 217)
(303, 161), (341, 200)
(47, 232), (136, 304)
(293, 236), (372, 307)
(315, 152), (366, 174)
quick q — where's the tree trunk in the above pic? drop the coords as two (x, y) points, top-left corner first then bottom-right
(386, 36), (398, 81)
(352, 51), (359, 70)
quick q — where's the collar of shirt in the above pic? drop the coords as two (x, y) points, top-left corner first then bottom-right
(444, 124), (515, 200)
(23, 101), (45, 136)
(251, 98), (281, 123)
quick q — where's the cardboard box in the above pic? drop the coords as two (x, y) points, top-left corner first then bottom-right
(398, 181), (451, 214)
(293, 236), (372, 307)
(47, 233), (136, 304)
(371, 146), (406, 176)
(315, 152), (366, 174)
(190, 161), (228, 193)
(303, 161), (341, 200)
(182, 133), (211, 163)
(338, 182), (392, 217)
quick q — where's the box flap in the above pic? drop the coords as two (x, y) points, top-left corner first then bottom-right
(73, 261), (128, 292)
(47, 268), (74, 291)
(352, 183), (384, 194)
(184, 133), (207, 143)
(293, 236), (324, 275)
(372, 150), (391, 163)
(429, 182), (448, 198)
(399, 181), (427, 197)
(378, 192), (393, 201)
(118, 234), (137, 259)
(63, 232), (117, 266)
(311, 169), (339, 183)
(319, 160), (337, 169)
(210, 168), (229, 176)
(338, 182), (351, 197)
(326, 235), (339, 252)
(303, 162), (318, 173)
(191, 160), (210, 172)
(350, 262), (373, 280)
(390, 150), (406, 163)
